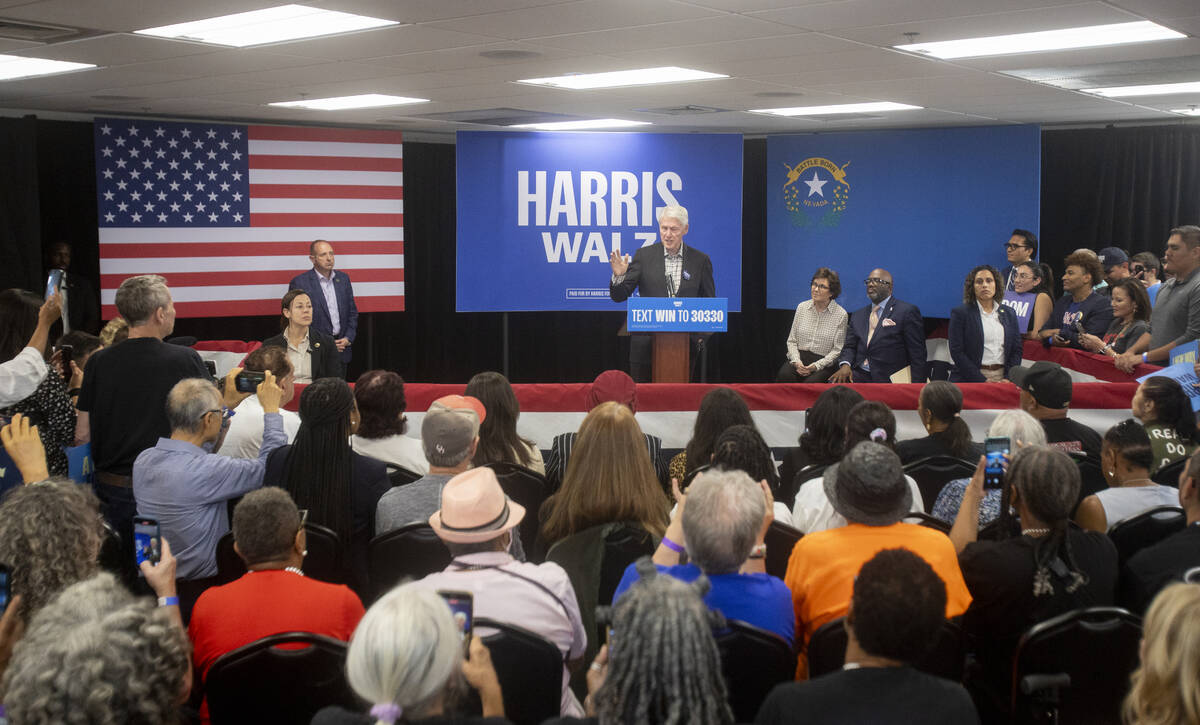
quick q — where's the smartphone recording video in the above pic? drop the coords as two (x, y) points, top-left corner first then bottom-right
(133, 516), (161, 566)
(984, 437), (1010, 490)
(438, 590), (473, 643)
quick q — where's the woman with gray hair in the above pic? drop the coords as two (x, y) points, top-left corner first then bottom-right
(312, 584), (508, 725)
(2, 572), (191, 724)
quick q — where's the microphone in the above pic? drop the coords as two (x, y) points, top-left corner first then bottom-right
(666, 274), (676, 298)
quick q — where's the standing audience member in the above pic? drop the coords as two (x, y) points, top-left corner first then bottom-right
(465, 371), (544, 474)
(830, 268), (928, 383)
(1121, 451), (1200, 614)
(756, 549), (979, 725)
(1078, 278), (1151, 359)
(218, 345), (302, 459)
(710, 424), (789, 524)
(45, 240), (100, 334)
(778, 386), (864, 507)
(776, 267), (848, 383)
(1075, 420), (1180, 533)
(1130, 375), (1198, 473)
(262, 289), (339, 383)
(669, 386), (755, 482)
(948, 265), (1022, 382)
(312, 585), (508, 725)
(1011, 361), (1101, 460)
(1039, 250), (1114, 349)
(98, 315), (128, 347)
(350, 369), (428, 476)
(897, 381), (984, 464)
(1002, 261), (1054, 338)
(0, 293), (58, 407)
(0, 289), (74, 476)
(1131, 251), (1162, 306)
(290, 240), (358, 374)
(1098, 246), (1133, 291)
(1122, 583), (1200, 725)
(1116, 225), (1200, 370)
(1001, 228), (1038, 291)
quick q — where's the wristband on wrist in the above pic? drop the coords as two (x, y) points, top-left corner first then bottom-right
(661, 536), (685, 554)
(1142, 353), (1148, 364)
(66, 387), (81, 396)
(158, 596), (179, 608)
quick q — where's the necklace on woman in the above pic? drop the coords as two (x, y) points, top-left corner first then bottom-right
(285, 566), (304, 576)
(1022, 528), (1050, 537)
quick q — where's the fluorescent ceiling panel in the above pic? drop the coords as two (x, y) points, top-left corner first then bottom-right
(135, 5), (399, 47)
(1170, 107), (1200, 115)
(510, 119), (652, 130)
(516, 66), (727, 90)
(1083, 80), (1200, 97)
(748, 102), (922, 116)
(0, 55), (95, 80)
(270, 94), (429, 110)
(894, 21), (1184, 60)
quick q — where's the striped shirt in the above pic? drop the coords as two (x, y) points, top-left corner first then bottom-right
(664, 246), (683, 296)
(785, 300), (848, 369)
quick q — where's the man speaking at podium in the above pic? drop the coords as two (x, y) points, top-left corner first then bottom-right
(609, 204), (716, 382)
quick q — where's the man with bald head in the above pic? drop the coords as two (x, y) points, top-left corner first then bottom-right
(830, 268), (928, 383)
(289, 239), (358, 376)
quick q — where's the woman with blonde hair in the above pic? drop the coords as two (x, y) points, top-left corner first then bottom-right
(538, 401), (670, 551)
(1123, 582), (1200, 725)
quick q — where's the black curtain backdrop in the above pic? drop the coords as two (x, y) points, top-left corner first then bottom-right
(8, 120), (1200, 383)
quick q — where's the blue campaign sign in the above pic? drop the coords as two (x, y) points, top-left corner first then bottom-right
(456, 131), (743, 312)
(766, 126), (1040, 318)
(628, 297), (728, 332)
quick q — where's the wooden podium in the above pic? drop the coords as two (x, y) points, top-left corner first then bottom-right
(627, 297), (728, 384)
(652, 332), (691, 383)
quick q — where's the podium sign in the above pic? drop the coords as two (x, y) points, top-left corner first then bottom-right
(627, 297), (728, 333)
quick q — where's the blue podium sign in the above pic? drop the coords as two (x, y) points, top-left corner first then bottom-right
(628, 297), (727, 332)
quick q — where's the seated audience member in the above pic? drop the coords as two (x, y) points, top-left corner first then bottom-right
(190, 488), (365, 721)
(0, 292), (58, 408)
(710, 424), (791, 525)
(669, 386), (755, 482)
(792, 401), (925, 534)
(134, 373), (285, 596)
(0, 289), (75, 476)
(829, 268), (928, 384)
(538, 401), (669, 555)
(1098, 246), (1133, 292)
(1131, 251), (1162, 306)
(614, 468), (793, 644)
(464, 370), (544, 474)
(1011, 361), (1101, 460)
(0, 479), (105, 624)
(262, 289), (339, 383)
(264, 378), (390, 594)
(1131, 375), (1198, 473)
(98, 315), (128, 347)
(785, 442), (972, 677)
(413, 467), (586, 716)
(1116, 225), (1200, 370)
(949, 265), (1022, 382)
(775, 267), (848, 383)
(951, 446), (1117, 719)
(313, 585), (508, 725)
(756, 549), (979, 725)
(349, 369), (428, 476)
(1039, 250), (1114, 349)
(931, 410), (1046, 526)
(1123, 582), (1200, 725)
(1121, 451), (1200, 614)
(1001, 228), (1038, 292)
(1078, 278), (1151, 359)
(1003, 260), (1054, 339)
(3, 573), (190, 725)
(897, 381), (984, 465)
(778, 386), (864, 506)
(544, 370), (668, 492)
(1076, 419), (1180, 533)
(218, 345), (301, 459)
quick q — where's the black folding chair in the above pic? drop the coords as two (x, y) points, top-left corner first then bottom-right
(905, 511), (952, 534)
(1074, 457), (1107, 512)
(903, 455), (976, 513)
(1152, 457), (1188, 487)
(485, 462), (548, 556)
(205, 631), (358, 725)
(215, 531), (244, 585)
(764, 520), (803, 579)
(1108, 505), (1185, 565)
(214, 520), (342, 586)
(367, 523), (451, 601)
(715, 620), (796, 723)
(807, 616), (966, 682)
(475, 617), (563, 725)
(387, 465), (422, 487)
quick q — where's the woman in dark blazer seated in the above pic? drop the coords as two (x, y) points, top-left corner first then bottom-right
(949, 264), (1022, 382)
(262, 289), (340, 382)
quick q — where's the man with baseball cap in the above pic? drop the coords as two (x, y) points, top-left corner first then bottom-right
(1098, 246), (1132, 293)
(1010, 361), (1101, 462)
(413, 466), (587, 716)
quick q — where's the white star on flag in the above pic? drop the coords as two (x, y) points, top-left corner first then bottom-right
(804, 171), (828, 198)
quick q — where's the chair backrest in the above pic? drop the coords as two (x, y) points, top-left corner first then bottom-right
(205, 631), (357, 724)
(902, 455), (976, 513)
(1075, 457), (1107, 510)
(715, 619), (796, 723)
(904, 511), (952, 534)
(1011, 607), (1142, 725)
(367, 523), (451, 602)
(1152, 457), (1187, 487)
(764, 520), (803, 579)
(387, 466), (422, 487)
(598, 525), (656, 607)
(215, 531), (246, 585)
(301, 522), (344, 585)
(475, 617), (563, 725)
(807, 617), (966, 682)
(485, 462), (547, 555)
(1108, 506), (1186, 565)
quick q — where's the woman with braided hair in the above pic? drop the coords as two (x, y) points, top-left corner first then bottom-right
(263, 377), (389, 595)
(546, 559), (734, 725)
(950, 445), (1118, 722)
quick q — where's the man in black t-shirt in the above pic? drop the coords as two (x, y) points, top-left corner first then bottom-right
(1010, 361), (1102, 460)
(1121, 450), (1200, 614)
(756, 549), (978, 725)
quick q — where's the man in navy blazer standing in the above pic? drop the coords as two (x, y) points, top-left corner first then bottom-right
(829, 269), (927, 383)
(289, 240), (357, 376)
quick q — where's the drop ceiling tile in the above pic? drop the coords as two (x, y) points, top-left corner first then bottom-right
(673, 0), (852, 11)
(425, 0), (720, 40)
(364, 41), (589, 74)
(830, 3), (1142, 45)
(616, 32), (866, 67)
(261, 24), (500, 61)
(0, 0), (287, 32)
(128, 49), (321, 77)
(527, 14), (794, 53)
(1108, 0), (1200, 20)
(0, 66), (186, 96)
(954, 38), (1200, 73)
(12, 33), (216, 65)
(308, 0), (578, 24)
(751, 0), (1126, 32)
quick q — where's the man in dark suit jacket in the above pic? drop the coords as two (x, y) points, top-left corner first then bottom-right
(608, 205), (716, 382)
(289, 240), (357, 375)
(830, 269), (927, 383)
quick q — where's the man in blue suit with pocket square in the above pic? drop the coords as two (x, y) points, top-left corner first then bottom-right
(289, 240), (357, 377)
(830, 269), (928, 383)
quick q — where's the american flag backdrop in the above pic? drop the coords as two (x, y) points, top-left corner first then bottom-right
(94, 117), (404, 318)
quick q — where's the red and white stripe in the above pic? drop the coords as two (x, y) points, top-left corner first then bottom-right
(100, 125), (404, 319)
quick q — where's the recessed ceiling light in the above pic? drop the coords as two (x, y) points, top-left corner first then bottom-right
(1083, 80), (1200, 97)
(270, 94), (429, 110)
(135, 4), (399, 47)
(1171, 107), (1200, 116)
(0, 55), (95, 81)
(894, 21), (1184, 59)
(516, 66), (727, 90)
(748, 102), (922, 116)
(509, 119), (652, 130)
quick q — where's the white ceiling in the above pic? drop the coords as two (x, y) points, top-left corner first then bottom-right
(0, 0), (1196, 140)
